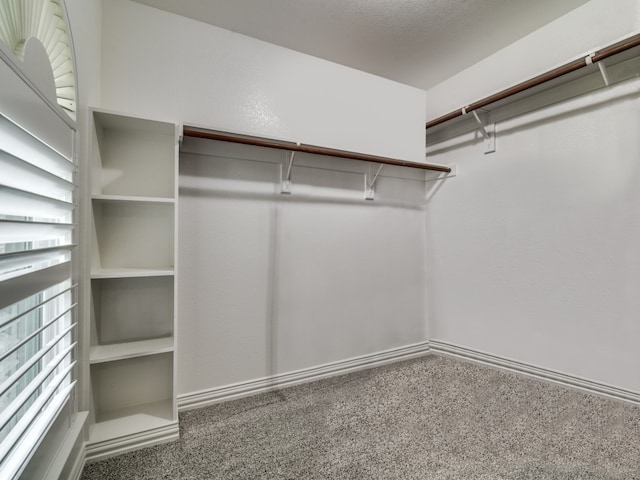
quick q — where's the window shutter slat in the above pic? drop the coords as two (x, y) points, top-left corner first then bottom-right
(0, 220), (74, 254)
(1, 381), (76, 480)
(0, 250), (71, 283)
(0, 342), (75, 431)
(0, 185), (74, 222)
(0, 263), (70, 311)
(0, 150), (75, 200)
(0, 115), (73, 177)
(0, 283), (76, 330)
(0, 373), (77, 469)
(0, 329), (76, 399)
(0, 303), (75, 362)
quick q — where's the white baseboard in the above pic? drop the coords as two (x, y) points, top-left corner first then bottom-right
(179, 338), (640, 411)
(178, 341), (431, 411)
(429, 340), (640, 406)
(84, 422), (179, 464)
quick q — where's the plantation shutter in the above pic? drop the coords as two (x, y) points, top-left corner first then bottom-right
(0, 110), (77, 479)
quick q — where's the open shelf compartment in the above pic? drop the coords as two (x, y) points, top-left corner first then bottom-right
(91, 199), (174, 271)
(91, 110), (176, 199)
(89, 353), (175, 444)
(90, 275), (174, 346)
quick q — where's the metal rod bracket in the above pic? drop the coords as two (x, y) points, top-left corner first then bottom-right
(597, 61), (610, 86)
(364, 164), (384, 200)
(464, 109), (495, 154)
(587, 52), (611, 86)
(471, 110), (490, 140)
(281, 149), (297, 194)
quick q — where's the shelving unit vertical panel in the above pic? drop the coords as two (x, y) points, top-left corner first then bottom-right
(172, 123), (180, 420)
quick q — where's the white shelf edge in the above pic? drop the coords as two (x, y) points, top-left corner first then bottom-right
(90, 267), (175, 279)
(91, 107), (177, 134)
(92, 194), (175, 204)
(90, 337), (174, 364)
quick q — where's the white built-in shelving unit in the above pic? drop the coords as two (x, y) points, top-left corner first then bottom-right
(86, 108), (179, 460)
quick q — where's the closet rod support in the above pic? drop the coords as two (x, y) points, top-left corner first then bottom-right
(365, 164), (384, 200)
(470, 110), (490, 140)
(463, 109), (495, 153)
(281, 150), (296, 194)
(597, 62), (610, 86)
(586, 52), (611, 86)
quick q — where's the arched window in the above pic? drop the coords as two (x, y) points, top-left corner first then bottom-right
(0, 0), (77, 120)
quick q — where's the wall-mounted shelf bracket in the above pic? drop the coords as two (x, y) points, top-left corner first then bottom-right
(463, 107), (495, 154)
(597, 62), (611, 86)
(585, 52), (610, 86)
(364, 164), (384, 200)
(281, 149), (297, 194)
(469, 110), (490, 140)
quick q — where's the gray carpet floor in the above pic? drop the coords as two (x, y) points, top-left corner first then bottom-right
(81, 355), (640, 479)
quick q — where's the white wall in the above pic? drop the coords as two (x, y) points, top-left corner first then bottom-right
(66, 0), (101, 111)
(100, 0), (425, 162)
(178, 140), (430, 394)
(426, 72), (640, 392)
(426, 0), (640, 120)
(425, 0), (640, 395)
(99, 0), (430, 397)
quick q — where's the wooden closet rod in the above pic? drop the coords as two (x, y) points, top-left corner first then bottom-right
(182, 127), (452, 173)
(426, 32), (640, 130)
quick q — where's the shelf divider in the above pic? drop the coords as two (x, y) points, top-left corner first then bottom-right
(90, 337), (174, 364)
(90, 399), (176, 444)
(92, 194), (175, 204)
(91, 267), (174, 279)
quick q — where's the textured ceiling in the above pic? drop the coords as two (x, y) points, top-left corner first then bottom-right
(131, 0), (587, 90)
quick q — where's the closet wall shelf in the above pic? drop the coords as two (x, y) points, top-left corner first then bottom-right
(182, 127), (452, 173)
(426, 32), (640, 130)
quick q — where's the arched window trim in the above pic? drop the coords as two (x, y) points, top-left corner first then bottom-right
(0, 0), (78, 124)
